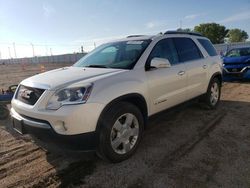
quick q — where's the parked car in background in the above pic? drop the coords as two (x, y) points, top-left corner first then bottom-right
(11, 31), (222, 162)
(222, 47), (250, 81)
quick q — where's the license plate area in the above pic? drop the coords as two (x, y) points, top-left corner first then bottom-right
(13, 117), (24, 134)
(231, 68), (239, 72)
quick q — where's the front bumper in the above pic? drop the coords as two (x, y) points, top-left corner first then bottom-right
(222, 66), (250, 81)
(10, 108), (98, 150)
(11, 98), (105, 135)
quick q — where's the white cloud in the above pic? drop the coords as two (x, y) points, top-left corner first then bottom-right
(184, 14), (199, 20)
(146, 22), (156, 29)
(219, 11), (250, 23)
(43, 3), (55, 18)
(145, 21), (167, 29)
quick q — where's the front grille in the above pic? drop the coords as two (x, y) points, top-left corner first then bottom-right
(16, 85), (45, 105)
(227, 68), (242, 73)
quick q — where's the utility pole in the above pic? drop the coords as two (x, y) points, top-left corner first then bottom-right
(94, 42), (96, 49)
(81, 45), (84, 53)
(50, 48), (53, 56)
(8, 47), (12, 58)
(45, 45), (48, 56)
(13, 42), (17, 58)
(30, 43), (35, 57)
(179, 20), (182, 29)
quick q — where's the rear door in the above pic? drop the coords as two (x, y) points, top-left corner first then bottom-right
(173, 37), (207, 100)
(145, 38), (187, 114)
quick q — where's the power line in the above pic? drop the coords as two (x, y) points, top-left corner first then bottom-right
(0, 42), (82, 47)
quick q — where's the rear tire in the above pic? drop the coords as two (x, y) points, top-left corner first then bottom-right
(97, 102), (144, 163)
(204, 77), (221, 109)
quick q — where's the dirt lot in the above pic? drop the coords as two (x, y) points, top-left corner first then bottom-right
(0, 63), (72, 90)
(1, 64), (250, 187)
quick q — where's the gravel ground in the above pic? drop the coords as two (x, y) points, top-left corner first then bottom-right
(1, 82), (250, 188)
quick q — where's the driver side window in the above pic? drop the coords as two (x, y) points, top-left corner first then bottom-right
(146, 38), (179, 69)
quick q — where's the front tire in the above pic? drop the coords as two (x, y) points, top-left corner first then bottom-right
(97, 102), (144, 163)
(204, 77), (221, 109)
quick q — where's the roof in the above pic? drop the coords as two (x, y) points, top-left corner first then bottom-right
(109, 35), (155, 43)
(164, 31), (203, 36)
(109, 30), (205, 43)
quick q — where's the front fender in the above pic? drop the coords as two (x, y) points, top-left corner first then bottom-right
(88, 69), (150, 112)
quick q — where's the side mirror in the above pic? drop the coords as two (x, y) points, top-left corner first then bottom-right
(150, 58), (171, 69)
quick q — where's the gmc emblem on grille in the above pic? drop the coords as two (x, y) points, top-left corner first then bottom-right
(19, 89), (33, 99)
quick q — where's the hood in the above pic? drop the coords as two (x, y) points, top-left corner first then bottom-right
(21, 66), (126, 90)
(223, 55), (250, 64)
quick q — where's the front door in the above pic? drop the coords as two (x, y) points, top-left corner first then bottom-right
(145, 38), (187, 114)
(173, 37), (207, 100)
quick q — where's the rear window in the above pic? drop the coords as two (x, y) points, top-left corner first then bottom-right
(198, 39), (217, 56)
(173, 38), (203, 62)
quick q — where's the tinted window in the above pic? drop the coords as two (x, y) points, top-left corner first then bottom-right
(198, 39), (217, 56)
(173, 38), (203, 62)
(147, 38), (179, 67)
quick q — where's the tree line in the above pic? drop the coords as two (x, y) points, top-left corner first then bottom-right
(177, 23), (249, 44)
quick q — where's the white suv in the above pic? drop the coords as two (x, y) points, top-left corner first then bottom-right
(11, 31), (222, 162)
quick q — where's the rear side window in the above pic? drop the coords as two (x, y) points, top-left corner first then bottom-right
(147, 38), (179, 66)
(198, 39), (217, 56)
(173, 38), (203, 62)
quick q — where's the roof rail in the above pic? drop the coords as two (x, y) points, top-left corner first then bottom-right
(127, 35), (145, 38)
(164, 31), (203, 37)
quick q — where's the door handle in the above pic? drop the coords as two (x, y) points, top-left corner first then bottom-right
(203, 64), (207, 69)
(178, 71), (185, 76)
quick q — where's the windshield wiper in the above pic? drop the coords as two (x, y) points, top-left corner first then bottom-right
(85, 65), (108, 68)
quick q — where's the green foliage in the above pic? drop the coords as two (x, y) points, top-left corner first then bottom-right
(227, 29), (249, 43)
(194, 23), (228, 44)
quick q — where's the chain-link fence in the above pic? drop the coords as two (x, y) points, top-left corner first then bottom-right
(0, 53), (86, 65)
(214, 41), (250, 55)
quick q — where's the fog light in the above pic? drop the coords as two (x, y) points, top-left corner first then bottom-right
(54, 121), (67, 132)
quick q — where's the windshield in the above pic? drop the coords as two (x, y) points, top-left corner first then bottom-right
(73, 40), (151, 69)
(225, 47), (250, 57)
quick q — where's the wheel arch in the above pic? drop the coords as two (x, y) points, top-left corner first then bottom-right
(96, 93), (148, 133)
(208, 72), (222, 89)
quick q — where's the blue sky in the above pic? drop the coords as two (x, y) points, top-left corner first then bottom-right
(0, 0), (250, 58)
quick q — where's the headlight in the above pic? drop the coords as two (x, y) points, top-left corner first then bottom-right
(46, 83), (93, 110)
